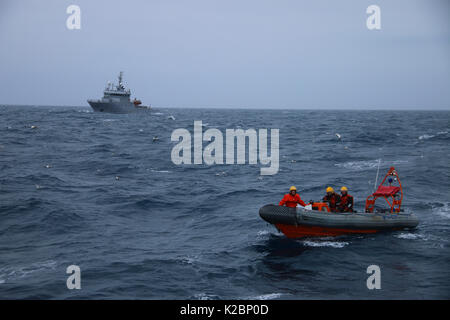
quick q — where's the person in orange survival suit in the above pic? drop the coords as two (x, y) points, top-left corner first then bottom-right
(338, 186), (354, 212)
(323, 187), (341, 212)
(279, 186), (306, 208)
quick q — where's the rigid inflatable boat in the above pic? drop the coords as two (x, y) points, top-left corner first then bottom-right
(259, 167), (419, 239)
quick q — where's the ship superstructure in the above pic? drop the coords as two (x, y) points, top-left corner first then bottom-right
(87, 72), (150, 113)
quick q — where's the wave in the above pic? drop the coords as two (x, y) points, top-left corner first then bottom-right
(418, 131), (448, 140)
(418, 134), (435, 140)
(192, 293), (220, 300)
(150, 169), (171, 173)
(178, 255), (200, 265)
(431, 202), (450, 219)
(0, 260), (57, 284)
(302, 240), (349, 248)
(41, 209), (84, 225)
(221, 188), (261, 198)
(394, 233), (426, 240)
(335, 160), (379, 170)
(245, 293), (284, 300)
(256, 230), (282, 239)
(334, 159), (408, 171)
(133, 198), (176, 209)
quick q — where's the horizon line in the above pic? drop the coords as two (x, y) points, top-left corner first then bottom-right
(1, 104), (450, 111)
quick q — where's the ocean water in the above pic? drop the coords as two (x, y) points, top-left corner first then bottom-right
(0, 105), (449, 299)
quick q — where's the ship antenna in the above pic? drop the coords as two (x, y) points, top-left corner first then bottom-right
(118, 72), (123, 87)
(373, 159), (381, 193)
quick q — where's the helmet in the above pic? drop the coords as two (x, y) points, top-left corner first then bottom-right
(289, 186), (297, 191)
(341, 186), (348, 192)
(326, 187), (334, 193)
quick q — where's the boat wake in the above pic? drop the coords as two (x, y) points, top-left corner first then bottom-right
(256, 230), (282, 239)
(302, 240), (349, 248)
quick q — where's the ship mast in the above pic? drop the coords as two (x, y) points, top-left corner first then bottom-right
(118, 71), (124, 90)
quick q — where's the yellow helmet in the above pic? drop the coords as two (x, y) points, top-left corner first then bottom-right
(289, 186), (297, 191)
(341, 186), (348, 192)
(326, 187), (334, 193)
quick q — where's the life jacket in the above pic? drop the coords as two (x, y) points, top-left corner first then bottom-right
(323, 193), (341, 211)
(339, 194), (354, 212)
(279, 193), (306, 208)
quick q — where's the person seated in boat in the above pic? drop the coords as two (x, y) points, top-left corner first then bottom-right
(338, 186), (354, 212)
(323, 187), (341, 212)
(279, 186), (306, 208)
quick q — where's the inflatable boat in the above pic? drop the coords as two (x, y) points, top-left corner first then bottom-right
(259, 167), (419, 239)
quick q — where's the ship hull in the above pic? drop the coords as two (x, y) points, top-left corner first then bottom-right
(87, 100), (149, 114)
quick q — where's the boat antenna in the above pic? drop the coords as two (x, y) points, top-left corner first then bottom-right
(373, 159), (381, 192)
(118, 71), (124, 89)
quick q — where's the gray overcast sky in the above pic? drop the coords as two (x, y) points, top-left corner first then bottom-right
(0, 0), (449, 109)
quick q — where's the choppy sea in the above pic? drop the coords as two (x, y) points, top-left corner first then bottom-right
(0, 105), (449, 299)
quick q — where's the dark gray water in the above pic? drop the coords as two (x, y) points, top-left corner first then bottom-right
(0, 105), (449, 299)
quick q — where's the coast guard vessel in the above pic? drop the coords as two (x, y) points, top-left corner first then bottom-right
(87, 72), (150, 113)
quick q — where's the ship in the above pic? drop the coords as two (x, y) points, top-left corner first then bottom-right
(87, 72), (150, 113)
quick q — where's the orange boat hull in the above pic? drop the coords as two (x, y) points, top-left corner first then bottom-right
(275, 223), (379, 239)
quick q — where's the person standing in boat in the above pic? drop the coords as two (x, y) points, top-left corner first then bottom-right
(279, 186), (306, 208)
(338, 186), (354, 212)
(323, 187), (341, 212)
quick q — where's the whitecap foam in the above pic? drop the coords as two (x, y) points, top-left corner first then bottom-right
(394, 233), (424, 240)
(335, 160), (380, 170)
(150, 169), (170, 173)
(302, 240), (349, 248)
(432, 203), (450, 219)
(419, 131), (448, 140)
(335, 159), (408, 171)
(256, 230), (282, 238)
(418, 134), (435, 140)
(0, 260), (57, 283)
(180, 257), (195, 264)
(179, 255), (199, 265)
(248, 293), (284, 300)
(193, 293), (217, 300)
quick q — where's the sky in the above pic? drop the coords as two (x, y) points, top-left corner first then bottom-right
(0, 0), (449, 109)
